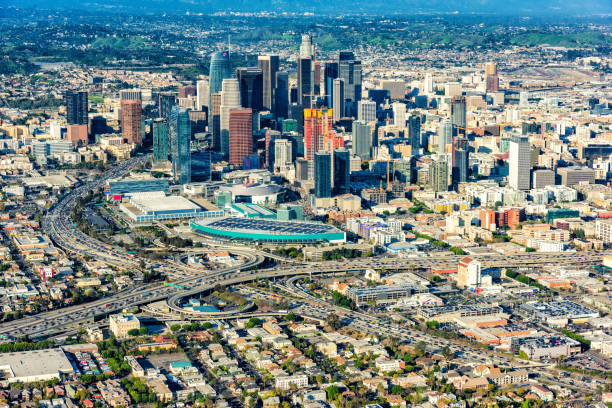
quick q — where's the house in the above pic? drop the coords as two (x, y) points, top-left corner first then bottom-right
(385, 394), (406, 408)
(531, 384), (554, 402)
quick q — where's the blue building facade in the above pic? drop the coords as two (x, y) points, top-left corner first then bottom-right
(170, 106), (192, 185)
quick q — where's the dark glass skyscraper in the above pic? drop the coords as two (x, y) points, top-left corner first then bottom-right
(274, 71), (289, 119)
(314, 151), (331, 198)
(65, 90), (88, 125)
(408, 112), (421, 153)
(338, 51), (362, 105)
(333, 148), (350, 195)
(152, 119), (169, 163)
(451, 96), (467, 137)
(209, 51), (231, 112)
(297, 57), (312, 106)
(158, 93), (176, 121)
(324, 62), (339, 108)
(236, 67), (264, 111)
(170, 106), (191, 184)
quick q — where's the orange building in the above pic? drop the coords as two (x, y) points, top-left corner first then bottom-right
(67, 124), (88, 146)
(120, 99), (143, 145)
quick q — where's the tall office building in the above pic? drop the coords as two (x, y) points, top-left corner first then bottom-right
(392, 102), (406, 127)
(236, 67), (264, 111)
(352, 121), (371, 160)
(169, 106), (191, 184)
(257, 55), (279, 111)
(210, 93), (222, 151)
(314, 151), (332, 198)
(228, 108), (253, 166)
(423, 73), (434, 95)
(509, 135), (531, 190)
(152, 119), (169, 163)
(333, 148), (350, 195)
(408, 111), (421, 153)
(451, 97), (467, 136)
(158, 93), (176, 121)
(120, 89), (142, 101)
(338, 51), (362, 104)
(357, 99), (376, 122)
(299, 34), (315, 59)
(485, 62), (498, 76)
(324, 62), (339, 107)
(265, 130), (281, 170)
(220, 78), (241, 158)
(304, 108), (333, 179)
(196, 80), (209, 111)
(429, 156), (449, 192)
(486, 75), (499, 92)
(297, 57), (312, 106)
(452, 139), (469, 188)
(274, 138), (293, 169)
(332, 78), (345, 122)
(64, 90), (88, 125)
(209, 51), (231, 112)
(438, 119), (453, 153)
(274, 71), (289, 119)
(121, 99), (143, 145)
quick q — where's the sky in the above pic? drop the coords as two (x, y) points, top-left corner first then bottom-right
(4, 0), (611, 16)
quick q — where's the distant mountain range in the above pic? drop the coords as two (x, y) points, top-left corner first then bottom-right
(4, 0), (611, 16)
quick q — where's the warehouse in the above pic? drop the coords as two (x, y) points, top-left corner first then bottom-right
(119, 192), (223, 223)
(0, 348), (74, 383)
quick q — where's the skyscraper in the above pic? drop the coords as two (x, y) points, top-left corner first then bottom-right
(486, 75), (499, 92)
(352, 121), (371, 160)
(357, 99), (376, 122)
(392, 102), (406, 127)
(196, 80), (209, 111)
(438, 119), (453, 153)
(169, 106), (191, 184)
(152, 119), (169, 163)
(332, 78), (344, 122)
(299, 35), (315, 59)
(274, 138), (293, 169)
(324, 62), (339, 107)
(274, 71), (289, 119)
(209, 51), (231, 112)
(220, 78), (241, 158)
(158, 93), (176, 121)
(429, 155), (449, 192)
(509, 135), (531, 190)
(338, 51), (362, 105)
(485, 62), (498, 76)
(297, 57), (312, 106)
(304, 108), (333, 179)
(452, 138), (469, 188)
(178, 85), (197, 99)
(423, 73), (434, 95)
(265, 129), (281, 170)
(210, 93), (222, 151)
(64, 90), (88, 125)
(121, 99), (143, 145)
(228, 108), (253, 166)
(408, 111), (421, 153)
(236, 67), (264, 111)
(120, 89), (142, 101)
(314, 151), (331, 198)
(333, 147), (350, 195)
(258, 55), (279, 111)
(451, 97), (467, 137)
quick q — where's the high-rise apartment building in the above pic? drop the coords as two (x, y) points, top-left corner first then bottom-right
(220, 78), (241, 158)
(451, 97), (467, 137)
(257, 55), (279, 111)
(429, 155), (449, 192)
(152, 119), (169, 163)
(438, 119), (453, 153)
(509, 135), (531, 190)
(210, 93), (222, 151)
(121, 99), (143, 145)
(314, 151), (332, 198)
(236, 67), (264, 111)
(452, 139), (469, 188)
(65, 90), (88, 125)
(392, 102), (406, 127)
(169, 106), (191, 184)
(228, 108), (253, 166)
(304, 108), (333, 179)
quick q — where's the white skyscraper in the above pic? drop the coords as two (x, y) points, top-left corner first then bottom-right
(519, 91), (529, 107)
(332, 78), (345, 122)
(392, 102), (407, 127)
(274, 138), (293, 170)
(220, 78), (241, 157)
(424, 73), (434, 95)
(357, 99), (376, 122)
(196, 79), (209, 111)
(509, 135), (531, 191)
(299, 35), (314, 59)
(438, 119), (452, 153)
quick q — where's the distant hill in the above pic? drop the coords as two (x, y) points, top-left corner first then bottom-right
(4, 0), (611, 16)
